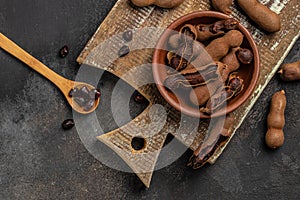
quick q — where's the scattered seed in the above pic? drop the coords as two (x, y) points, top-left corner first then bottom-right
(133, 91), (146, 104)
(118, 45), (130, 57)
(123, 30), (133, 42)
(62, 119), (75, 130)
(95, 89), (101, 100)
(59, 45), (69, 58)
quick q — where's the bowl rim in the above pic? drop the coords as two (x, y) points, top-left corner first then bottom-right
(152, 11), (260, 118)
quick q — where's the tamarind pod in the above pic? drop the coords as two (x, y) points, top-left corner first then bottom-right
(152, 0), (185, 8)
(265, 90), (286, 149)
(189, 62), (229, 106)
(265, 129), (284, 149)
(212, 0), (232, 15)
(195, 18), (238, 42)
(278, 60), (300, 81)
(131, 0), (185, 8)
(188, 113), (234, 169)
(205, 30), (244, 61)
(236, 0), (281, 32)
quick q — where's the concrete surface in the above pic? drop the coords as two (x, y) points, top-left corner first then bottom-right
(0, 1), (299, 199)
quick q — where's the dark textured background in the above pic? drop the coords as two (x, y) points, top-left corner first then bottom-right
(0, 1), (299, 199)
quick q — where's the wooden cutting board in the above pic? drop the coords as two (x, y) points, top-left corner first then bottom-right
(77, 0), (300, 187)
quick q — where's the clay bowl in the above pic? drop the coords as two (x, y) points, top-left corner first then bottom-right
(152, 11), (259, 118)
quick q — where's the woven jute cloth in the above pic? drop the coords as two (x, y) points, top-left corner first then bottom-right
(77, 0), (300, 187)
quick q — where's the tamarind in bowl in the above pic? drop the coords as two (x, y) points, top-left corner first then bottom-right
(152, 11), (260, 118)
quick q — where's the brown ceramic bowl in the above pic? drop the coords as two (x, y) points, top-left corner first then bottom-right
(152, 11), (259, 118)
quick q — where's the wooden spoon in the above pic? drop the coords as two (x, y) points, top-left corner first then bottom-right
(0, 33), (100, 114)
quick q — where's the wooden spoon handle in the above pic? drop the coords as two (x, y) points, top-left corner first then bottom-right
(0, 33), (68, 88)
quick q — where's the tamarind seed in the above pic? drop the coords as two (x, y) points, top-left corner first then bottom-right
(170, 56), (181, 69)
(122, 30), (133, 42)
(74, 97), (86, 107)
(89, 89), (101, 100)
(84, 100), (95, 111)
(62, 119), (75, 130)
(94, 89), (101, 100)
(237, 48), (254, 64)
(80, 86), (90, 96)
(228, 77), (242, 91)
(59, 45), (69, 58)
(68, 89), (74, 97)
(133, 91), (147, 104)
(118, 45), (130, 57)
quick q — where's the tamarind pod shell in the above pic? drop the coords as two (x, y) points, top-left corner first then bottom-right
(195, 24), (225, 42)
(188, 114), (234, 169)
(180, 24), (198, 40)
(221, 113), (235, 137)
(200, 87), (234, 114)
(201, 74), (244, 114)
(180, 62), (218, 75)
(166, 52), (188, 73)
